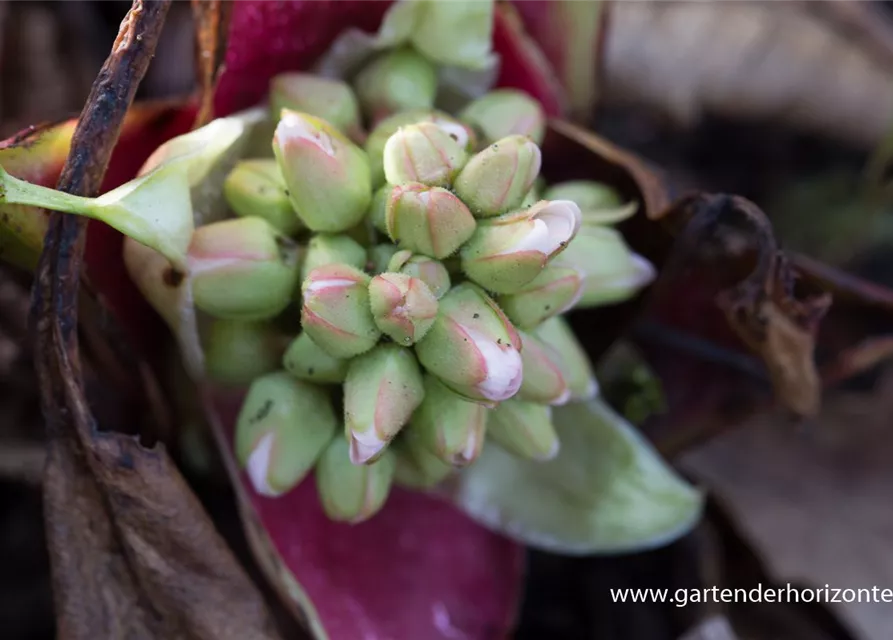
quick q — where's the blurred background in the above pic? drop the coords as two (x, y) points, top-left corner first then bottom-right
(2, 2), (893, 639)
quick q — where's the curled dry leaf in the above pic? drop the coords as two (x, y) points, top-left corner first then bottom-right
(654, 193), (831, 418)
(603, 0), (893, 147)
(25, 2), (283, 638)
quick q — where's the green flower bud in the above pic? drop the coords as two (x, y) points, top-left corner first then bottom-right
(300, 264), (381, 359)
(300, 233), (367, 282)
(316, 436), (395, 523)
(369, 272), (438, 345)
(408, 0), (495, 70)
(517, 330), (570, 405)
(368, 184), (392, 234)
(283, 332), (348, 384)
(411, 375), (487, 467)
(344, 344), (425, 464)
(270, 72), (362, 139)
(204, 319), (282, 387)
(388, 251), (451, 299)
(366, 110), (476, 188)
(555, 227), (655, 307)
(354, 48), (437, 124)
(460, 200), (581, 294)
(190, 217), (300, 320)
(383, 122), (468, 187)
(369, 243), (400, 274)
(385, 183), (476, 258)
(415, 283), (522, 404)
(543, 180), (638, 226)
(273, 110), (372, 232)
(392, 427), (453, 489)
(486, 399), (559, 461)
(223, 159), (300, 236)
(534, 317), (598, 401)
(453, 135), (541, 217)
(498, 265), (585, 329)
(460, 89), (546, 145)
(235, 372), (337, 496)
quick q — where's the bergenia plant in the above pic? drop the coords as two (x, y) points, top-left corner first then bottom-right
(0, 1), (703, 637)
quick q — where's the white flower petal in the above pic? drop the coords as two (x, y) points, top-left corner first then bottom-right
(466, 327), (523, 401)
(246, 433), (282, 497)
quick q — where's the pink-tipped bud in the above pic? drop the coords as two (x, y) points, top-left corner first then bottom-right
(344, 344), (425, 464)
(316, 436), (394, 523)
(235, 373), (337, 497)
(498, 265), (586, 329)
(383, 122), (468, 187)
(460, 200), (582, 294)
(300, 264), (381, 359)
(411, 375), (487, 467)
(189, 217), (300, 320)
(534, 317), (598, 402)
(415, 283), (523, 404)
(453, 135), (541, 217)
(273, 110), (372, 232)
(388, 251), (451, 299)
(386, 183), (476, 259)
(369, 272), (439, 345)
(366, 110), (476, 188)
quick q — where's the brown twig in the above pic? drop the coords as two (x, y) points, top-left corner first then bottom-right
(192, 0), (234, 128)
(821, 335), (893, 388)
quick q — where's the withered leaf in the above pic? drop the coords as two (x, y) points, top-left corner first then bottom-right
(653, 193), (831, 418)
(603, 0), (893, 147)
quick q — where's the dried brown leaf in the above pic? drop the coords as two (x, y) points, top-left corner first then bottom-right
(653, 193), (831, 418)
(603, 0), (893, 147)
(29, 3), (282, 638)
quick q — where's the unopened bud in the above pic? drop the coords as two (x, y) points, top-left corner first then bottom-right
(270, 72), (362, 139)
(487, 399), (559, 461)
(386, 183), (476, 258)
(235, 372), (337, 496)
(518, 331), (570, 405)
(301, 233), (367, 282)
(392, 429), (453, 489)
(543, 180), (638, 226)
(369, 273), (438, 345)
(383, 122), (468, 187)
(190, 217), (300, 320)
(498, 265), (585, 329)
(354, 48), (437, 124)
(316, 436), (395, 523)
(412, 375), (487, 466)
(534, 317), (598, 401)
(453, 135), (541, 217)
(300, 264), (381, 359)
(460, 200), (581, 294)
(460, 89), (546, 145)
(415, 283), (522, 404)
(344, 344), (425, 464)
(273, 110), (372, 232)
(368, 185), (392, 234)
(283, 332), (348, 384)
(366, 110), (476, 187)
(204, 319), (282, 387)
(223, 159), (300, 236)
(388, 251), (451, 299)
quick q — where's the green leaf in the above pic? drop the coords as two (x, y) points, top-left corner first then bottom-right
(448, 397), (703, 554)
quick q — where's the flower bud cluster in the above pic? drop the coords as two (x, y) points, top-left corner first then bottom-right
(3, 43), (654, 523)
